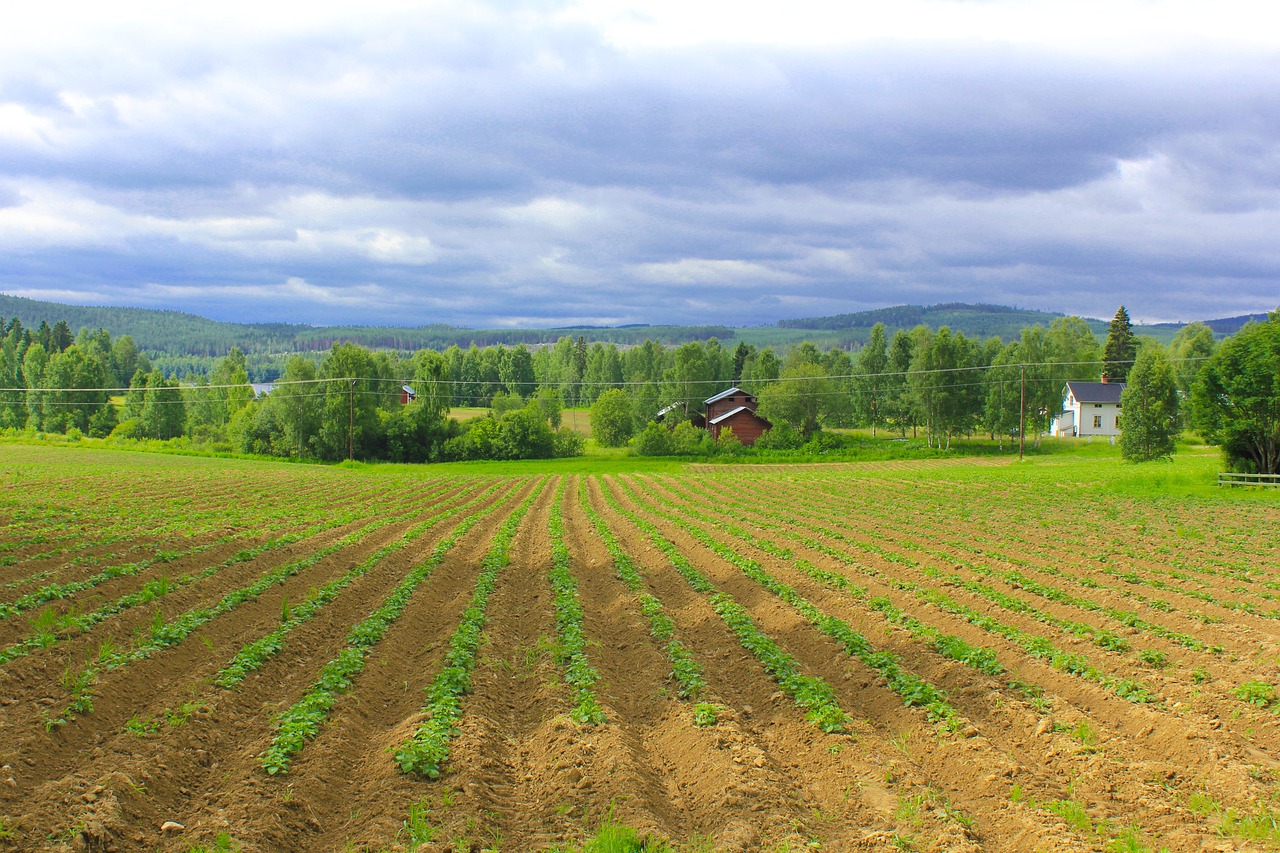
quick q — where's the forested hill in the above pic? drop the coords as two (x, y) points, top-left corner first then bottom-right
(0, 294), (735, 355)
(778, 303), (1103, 337)
(0, 294), (307, 356)
(783, 303), (1274, 340)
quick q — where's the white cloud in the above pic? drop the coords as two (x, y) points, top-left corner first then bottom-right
(634, 258), (800, 285)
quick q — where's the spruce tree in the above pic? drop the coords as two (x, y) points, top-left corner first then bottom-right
(1103, 306), (1137, 382)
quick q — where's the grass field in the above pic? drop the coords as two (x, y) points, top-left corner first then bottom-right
(0, 442), (1278, 852)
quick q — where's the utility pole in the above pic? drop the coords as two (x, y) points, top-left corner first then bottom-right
(1018, 363), (1026, 462)
(348, 378), (355, 461)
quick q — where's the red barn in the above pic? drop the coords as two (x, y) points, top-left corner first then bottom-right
(703, 387), (771, 446)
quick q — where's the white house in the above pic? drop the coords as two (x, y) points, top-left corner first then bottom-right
(1051, 380), (1126, 437)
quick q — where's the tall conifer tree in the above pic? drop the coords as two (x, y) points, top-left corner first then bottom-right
(1103, 306), (1137, 382)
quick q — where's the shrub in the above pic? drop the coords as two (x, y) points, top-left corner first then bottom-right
(671, 421), (713, 456)
(589, 389), (636, 448)
(716, 426), (742, 453)
(87, 404), (118, 438)
(108, 418), (146, 442)
(631, 421), (674, 456)
(754, 422), (803, 450)
(489, 390), (524, 417)
(802, 429), (845, 453)
(552, 427), (585, 458)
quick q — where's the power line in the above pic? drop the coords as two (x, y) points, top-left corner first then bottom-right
(0, 355), (1210, 396)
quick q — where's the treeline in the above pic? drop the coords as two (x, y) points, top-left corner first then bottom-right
(0, 315), (588, 462)
(748, 312), (1216, 450)
(0, 308), (1233, 465)
(0, 318), (150, 435)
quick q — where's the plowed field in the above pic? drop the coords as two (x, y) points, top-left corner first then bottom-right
(2, 445), (1279, 852)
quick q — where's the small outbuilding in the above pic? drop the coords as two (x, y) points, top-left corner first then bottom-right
(400, 385), (417, 405)
(1051, 379), (1126, 437)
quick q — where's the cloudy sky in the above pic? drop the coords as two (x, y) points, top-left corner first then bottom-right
(1, 1), (1278, 328)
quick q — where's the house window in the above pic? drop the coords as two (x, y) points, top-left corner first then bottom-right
(1093, 403), (1103, 408)
(1093, 415), (1102, 429)
(1116, 415), (1122, 429)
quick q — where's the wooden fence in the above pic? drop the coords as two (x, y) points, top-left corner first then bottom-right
(1218, 472), (1280, 488)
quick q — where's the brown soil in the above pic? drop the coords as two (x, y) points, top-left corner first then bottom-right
(2, 448), (1277, 853)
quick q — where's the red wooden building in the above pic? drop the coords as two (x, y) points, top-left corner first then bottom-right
(703, 387), (771, 446)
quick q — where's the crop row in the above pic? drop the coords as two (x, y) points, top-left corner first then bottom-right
(577, 479), (705, 701)
(617, 477), (960, 725)
(641, 477), (1006, 680)
(260, 479), (527, 774)
(798, 475), (1280, 625)
(647, 475), (1155, 703)
(48, 500), (443, 727)
(0, 480), (398, 618)
(0, 485), (459, 668)
(547, 481), (607, 725)
(219, 480), (509, 689)
(1, 478), (379, 569)
(598, 480), (849, 734)
(739, 475), (1251, 687)
(395, 484), (543, 779)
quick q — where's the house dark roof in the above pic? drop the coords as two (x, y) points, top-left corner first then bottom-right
(704, 387), (749, 406)
(1065, 381), (1126, 404)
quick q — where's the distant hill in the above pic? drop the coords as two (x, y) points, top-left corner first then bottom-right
(0, 294), (309, 356)
(777, 303), (1108, 338)
(1149, 313), (1273, 336)
(0, 293), (734, 356)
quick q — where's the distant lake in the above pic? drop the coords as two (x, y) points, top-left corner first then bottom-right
(251, 383), (274, 396)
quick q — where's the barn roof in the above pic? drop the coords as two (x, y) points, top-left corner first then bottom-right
(709, 405), (770, 426)
(402, 385), (416, 395)
(1065, 381), (1125, 404)
(704, 387), (751, 406)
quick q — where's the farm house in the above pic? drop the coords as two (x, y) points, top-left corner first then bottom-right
(1051, 379), (1126, 437)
